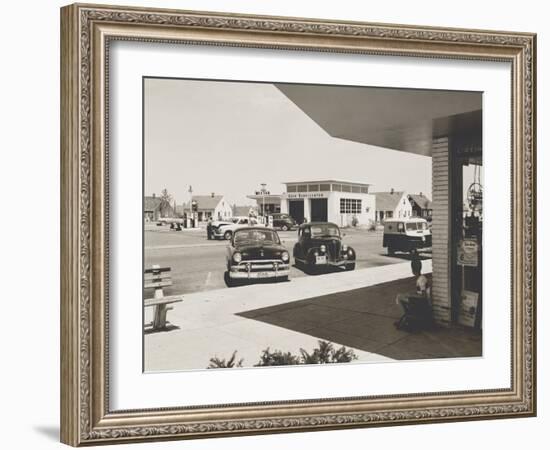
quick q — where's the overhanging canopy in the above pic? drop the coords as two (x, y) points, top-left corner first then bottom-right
(276, 84), (482, 157)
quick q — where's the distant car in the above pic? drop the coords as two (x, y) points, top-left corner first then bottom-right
(211, 217), (259, 240)
(382, 217), (432, 255)
(293, 222), (356, 272)
(225, 227), (290, 286)
(270, 213), (296, 231)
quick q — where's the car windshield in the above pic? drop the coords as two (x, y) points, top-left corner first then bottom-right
(309, 224), (340, 237)
(406, 221), (428, 231)
(234, 229), (280, 245)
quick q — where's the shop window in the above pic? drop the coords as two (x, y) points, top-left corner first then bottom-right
(352, 186), (361, 193)
(332, 184), (342, 192)
(319, 184), (331, 191)
(297, 184), (308, 192)
(341, 184), (352, 192)
(340, 198), (362, 214)
(308, 184), (320, 192)
(287, 185), (297, 193)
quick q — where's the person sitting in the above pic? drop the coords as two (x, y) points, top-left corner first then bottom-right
(394, 258), (433, 332)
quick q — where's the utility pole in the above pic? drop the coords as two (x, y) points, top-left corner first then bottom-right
(260, 183), (267, 226)
(188, 185), (193, 228)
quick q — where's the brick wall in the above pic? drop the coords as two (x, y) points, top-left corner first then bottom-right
(431, 137), (452, 326)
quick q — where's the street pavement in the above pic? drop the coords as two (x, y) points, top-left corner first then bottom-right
(144, 224), (431, 296)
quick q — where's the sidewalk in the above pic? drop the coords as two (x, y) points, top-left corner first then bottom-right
(240, 277), (482, 360)
(144, 259), (481, 371)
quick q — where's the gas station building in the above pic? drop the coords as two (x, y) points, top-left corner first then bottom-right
(248, 180), (375, 227)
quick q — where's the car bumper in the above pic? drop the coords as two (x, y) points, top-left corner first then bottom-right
(211, 230), (228, 238)
(314, 259), (354, 267)
(229, 261), (290, 279)
(308, 253), (355, 267)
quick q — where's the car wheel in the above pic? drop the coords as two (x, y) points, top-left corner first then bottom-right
(224, 230), (232, 240)
(387, 246), (395, 256)
(346, 263), (356, 271)
(281, 224), (289, 231)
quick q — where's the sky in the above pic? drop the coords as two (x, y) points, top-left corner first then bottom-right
(144, 78), (435, 207)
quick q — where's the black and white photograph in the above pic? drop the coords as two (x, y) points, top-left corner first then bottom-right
(143, 78), (483, 372)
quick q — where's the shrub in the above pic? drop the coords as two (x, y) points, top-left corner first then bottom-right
(207, 350), (243, 369)
(255, 348), (301, 366)
(207, 341), (357, 369)
(299, 341), (357, 364)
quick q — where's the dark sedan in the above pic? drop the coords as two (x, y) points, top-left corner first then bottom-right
(271, 213), (297, 231)
(225, 227), (290, 286)
(293, 222), (356, 273)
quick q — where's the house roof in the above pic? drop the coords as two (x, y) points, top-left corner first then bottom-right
(184, 195), (224, 211)
(408, 194), (432, 210)
(144, 196), (162, 212)
(373, 191), (405, 212)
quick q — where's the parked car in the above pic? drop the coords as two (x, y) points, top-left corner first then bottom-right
(225, 227), (290, 286)
(293, 222), (356, 272)
(211, 216), (259, 240)
(382, 217), (432, 255)
(270, 213), (296, 231)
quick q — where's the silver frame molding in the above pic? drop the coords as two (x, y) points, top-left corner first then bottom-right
(60, 3), (536, 446)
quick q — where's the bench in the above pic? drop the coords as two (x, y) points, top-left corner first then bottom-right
(144, 265), (183, 331)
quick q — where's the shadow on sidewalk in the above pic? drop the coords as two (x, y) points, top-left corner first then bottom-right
(237, 276), (482, 360)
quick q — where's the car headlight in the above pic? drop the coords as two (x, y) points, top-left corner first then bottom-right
(233, 252), (242, 263)
(281, 251), (289, 262)
(342, 244), (348, 252)
(320, 244), (326, 253)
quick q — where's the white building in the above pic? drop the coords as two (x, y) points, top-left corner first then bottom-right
(184, 194), (233, 222)
(372, 190), (414, 223)
(248, 179), (375, 227)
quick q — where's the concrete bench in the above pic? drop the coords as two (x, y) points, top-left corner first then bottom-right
(144, 265), (183, 331)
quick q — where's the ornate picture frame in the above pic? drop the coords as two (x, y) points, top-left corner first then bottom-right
(60, 3), (536, 446)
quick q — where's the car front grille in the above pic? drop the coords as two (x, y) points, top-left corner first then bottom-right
(326, 240), (342, 261)
(233, 259), (289, 272)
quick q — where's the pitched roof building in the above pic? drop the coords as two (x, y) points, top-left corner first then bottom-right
(408, 193), (433, 218)
(183, 193), (233, 221)
(144, 194), (174, 222)
(372, 190), (413, 222)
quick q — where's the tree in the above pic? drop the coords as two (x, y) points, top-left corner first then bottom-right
(160, 188), (172, 204)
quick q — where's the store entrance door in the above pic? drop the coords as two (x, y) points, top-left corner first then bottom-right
(310, 199), (328, 222)
(289, 200), (305, 224)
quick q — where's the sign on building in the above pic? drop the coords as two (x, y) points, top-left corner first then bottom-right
(458, 290), (479, 328)
(457, 237), (479, 267)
